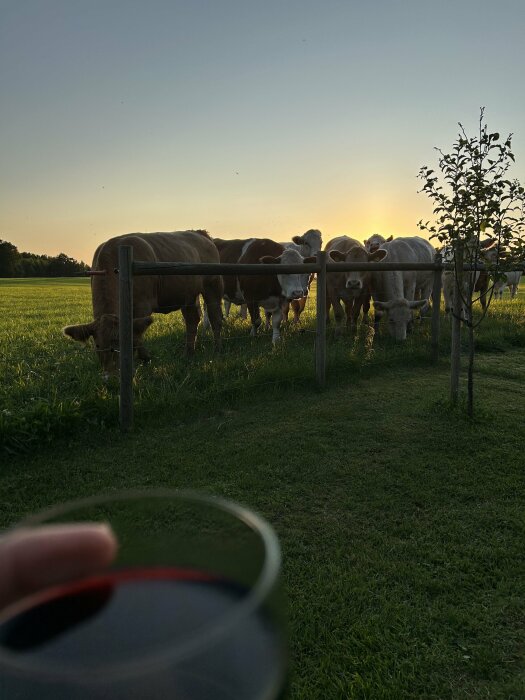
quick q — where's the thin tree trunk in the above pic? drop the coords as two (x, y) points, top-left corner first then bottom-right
(450, 247), (463, 405)
(467, 303), (475, 418)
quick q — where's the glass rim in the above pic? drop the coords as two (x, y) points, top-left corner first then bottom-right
(0, 488), (282, 684)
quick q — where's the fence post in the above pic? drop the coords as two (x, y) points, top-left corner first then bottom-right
(315, 251), (327, 389)
(450, 246), (463, 404)
(431, 252), (442, 363)
(119, 245), (134, 431)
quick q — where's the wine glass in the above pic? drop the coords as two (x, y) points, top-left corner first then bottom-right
(0, 490), (285, 699)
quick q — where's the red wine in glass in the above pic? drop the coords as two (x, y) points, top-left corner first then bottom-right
(0, 491), (286, 699)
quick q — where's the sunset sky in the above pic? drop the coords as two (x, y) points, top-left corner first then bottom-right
(1, 0), (524, 263)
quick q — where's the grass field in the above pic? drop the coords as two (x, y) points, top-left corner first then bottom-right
(1, 278), (525, 697)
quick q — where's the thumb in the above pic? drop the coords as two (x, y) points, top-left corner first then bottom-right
(0, 524), (118, 612)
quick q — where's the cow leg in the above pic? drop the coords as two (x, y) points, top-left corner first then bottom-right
(332, 297), (345, 335)
(224, 299), (232, 317)
(239, 303), (248, 319)
(203, 298), (222, 352)
(292, 297), (306, 323)
(181, 303), (201, 356)
(374, 311), (383, 334)
(479, 290), (487, 310)
(136, 345), (151, 363)
(202, 303), (211, 330)
(282, 301), (291, 323)
(326, 289), (332, 325)
(264, 310), (272, 330)
(248, 303), (262, 336)
(271, 307), (283, 344)
(202, 276), (223, 350)
(344, 299), (356, 331)
(352, 295), (364, 329)
(362, 293), (371, 318)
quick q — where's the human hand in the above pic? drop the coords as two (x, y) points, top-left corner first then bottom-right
(0, 524), (117, 612)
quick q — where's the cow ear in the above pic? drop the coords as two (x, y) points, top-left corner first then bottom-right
(386, 235), (393, 242)
(63, 322), (95, 343)
(363, 239), (369, 246)
(329, 250), (345, 262)
(303, 256), (317, 264)
(369, 248), (387, 261)
(133, 316), (154, 335)
(292, 235), (304, 245)
(259, 256), (280, 264)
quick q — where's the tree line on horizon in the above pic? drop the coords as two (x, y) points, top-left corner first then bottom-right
(0, 239), (89, 278)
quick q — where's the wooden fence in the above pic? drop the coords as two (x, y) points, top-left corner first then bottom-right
(116, 245), (522, 431)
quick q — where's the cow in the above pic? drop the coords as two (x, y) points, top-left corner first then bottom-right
(442, 239), (498, 318)
(468, 238), (500, 309)
(494, 270), (522, 299)
(237, 239), (316, 343)
(212, 237), (255, 318)
(280, 229), (323, 323)
(371, 237), (435, 341)
(364, 234), (393, 253)
(63, 230), (223, 376)
(325, 236), (386, 333)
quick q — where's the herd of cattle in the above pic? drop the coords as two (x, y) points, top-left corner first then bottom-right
(63, 229), (522, 373)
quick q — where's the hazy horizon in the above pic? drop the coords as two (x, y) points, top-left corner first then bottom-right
(1, 0), (524, 262)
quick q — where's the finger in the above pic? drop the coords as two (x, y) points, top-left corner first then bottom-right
(0, 523), (118, 611)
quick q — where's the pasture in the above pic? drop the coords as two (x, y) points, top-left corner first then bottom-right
(1, 277), (525, 698)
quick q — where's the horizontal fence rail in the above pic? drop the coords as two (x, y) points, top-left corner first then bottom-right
(116, 244), (524, 431)
(127, 261), (525, 276)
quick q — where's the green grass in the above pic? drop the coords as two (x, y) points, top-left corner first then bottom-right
(1, 277), (524, 455)
(1, 278), (524, 697)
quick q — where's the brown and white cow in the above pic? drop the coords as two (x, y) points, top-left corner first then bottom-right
(371, 236), (435, 340)
(364, 233), (393, 253)
(325, 236), (386, 332)
(213, 237), (255, 318)
(63, 230), (223, 376)
(238, 239), (316, 343)
(280, 229), (323, 322)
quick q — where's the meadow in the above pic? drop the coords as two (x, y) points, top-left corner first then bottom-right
(1, 278), (525, 697)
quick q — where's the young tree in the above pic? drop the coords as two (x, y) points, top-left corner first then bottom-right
(418, 108), (525, 416)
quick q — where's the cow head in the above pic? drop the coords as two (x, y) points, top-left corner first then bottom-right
(364, 234), (392, 253)
(480, 241), (503, 265)
(329, 245), (387, 296)
(260, 248), (316, 301)
(63, 314), (153, 376)
(291, 229), (323, 256)
(374, 299), (426, 341)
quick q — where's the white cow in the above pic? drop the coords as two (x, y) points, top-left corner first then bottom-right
(494, 270), (522, 299)
(269, 228), (323, 325)
(364, 234), (393, 253)
(372, 236), (435, 341)
(283, 229), (323, 257)
(442, 241), (499, 319)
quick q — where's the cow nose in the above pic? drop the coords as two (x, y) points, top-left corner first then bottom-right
(346, 280), (361, 289)
(291, 290), (303, 299)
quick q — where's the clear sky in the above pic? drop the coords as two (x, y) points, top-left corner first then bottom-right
(1, 0), (524, 263)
